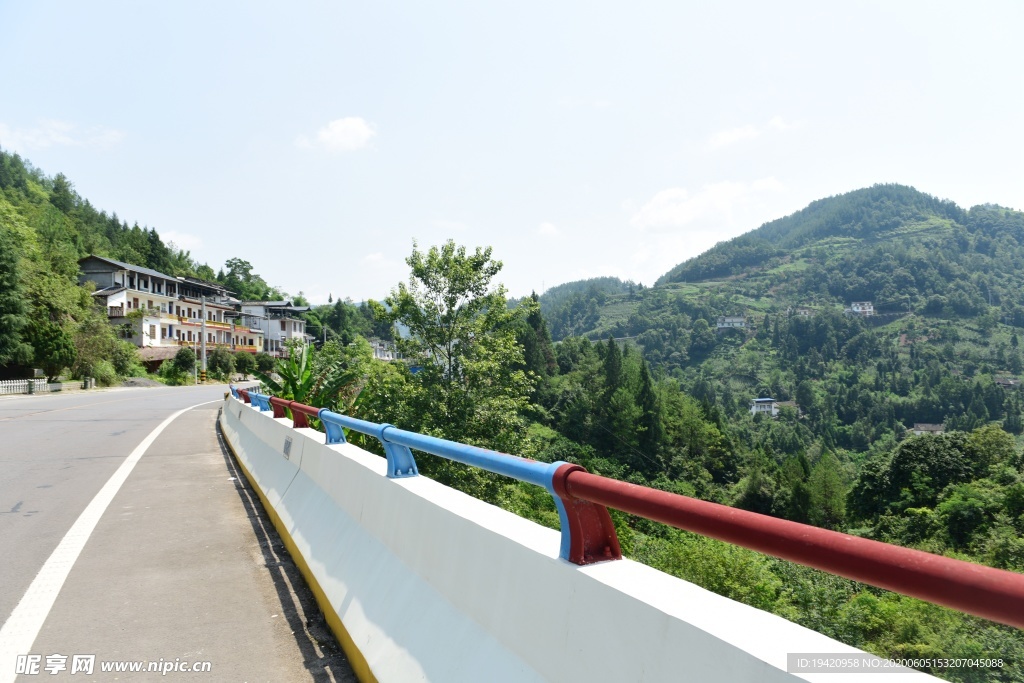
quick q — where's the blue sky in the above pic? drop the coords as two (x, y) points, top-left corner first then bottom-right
(2, 1), (1022, 303)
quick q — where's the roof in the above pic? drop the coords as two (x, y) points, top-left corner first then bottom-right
(78, 254), (177, 282)
(91, 285), (126, 297)
(138, 346), (181, 361)
(752, 398), (776, 403)
(913, 423), (945, 432)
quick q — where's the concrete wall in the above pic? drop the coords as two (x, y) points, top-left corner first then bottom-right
(220, 395), (938, 683)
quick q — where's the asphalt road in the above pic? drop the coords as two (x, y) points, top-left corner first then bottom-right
(0, 386), (354, 682)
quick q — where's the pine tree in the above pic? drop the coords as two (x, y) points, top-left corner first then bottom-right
(0, 227), (33, 370)
(636, 360), (663, 471)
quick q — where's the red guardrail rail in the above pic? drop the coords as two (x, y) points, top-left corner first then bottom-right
(289, 402), (319, 429)
(237, 394), (1024, 630)
(551, 465), (1024, 630)
(268, 396), (290, 420)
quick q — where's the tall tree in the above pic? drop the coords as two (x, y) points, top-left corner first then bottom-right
(0, 226), (33, 371)
(371, 240), (533, 455)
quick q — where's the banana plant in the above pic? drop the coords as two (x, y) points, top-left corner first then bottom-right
(253, 342), (364, 411)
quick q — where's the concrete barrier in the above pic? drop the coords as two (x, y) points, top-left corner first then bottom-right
(219, 395), (937, 682)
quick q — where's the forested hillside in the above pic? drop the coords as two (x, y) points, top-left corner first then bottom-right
(508, 186), (1024, 679)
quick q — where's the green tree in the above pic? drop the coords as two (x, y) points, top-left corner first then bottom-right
(0, 226), (33, 370)
(207, 347), (235, 379)
(254, 352), (275, 373)
(808, 452), (847, 529)
(173, 347), (197, 375)
(370, 240), (534, 456)
(234, 351), (256, 377)
(28, 321), (77, 380)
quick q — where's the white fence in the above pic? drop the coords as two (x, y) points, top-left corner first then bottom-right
(0, 379), (53, 395)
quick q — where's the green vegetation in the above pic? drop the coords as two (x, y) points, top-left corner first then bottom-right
(0, 149), (296, 384)
(5, 148), (1022, 679)
(354, 190), (1024, 681)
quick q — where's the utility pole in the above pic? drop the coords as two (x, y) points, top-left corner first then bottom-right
(200, 296), (207, 382)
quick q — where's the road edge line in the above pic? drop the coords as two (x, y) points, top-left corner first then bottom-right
(0, 399), (220, 682)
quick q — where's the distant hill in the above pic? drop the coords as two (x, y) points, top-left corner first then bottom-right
(656, 184), (972, 285)
(531, 277), (637, 340)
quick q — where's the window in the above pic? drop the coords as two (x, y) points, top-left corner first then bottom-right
(132, 298), (139, 309)
(149, 324), (156, 340)
(280, 321), (286, 331)
(161, 327), (167, 339)
(147, 300), (153, 309)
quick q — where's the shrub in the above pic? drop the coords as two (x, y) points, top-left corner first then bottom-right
(173, 347), (196, 374)
(234, 351), (256, 377)
(207, 348), (235, 379)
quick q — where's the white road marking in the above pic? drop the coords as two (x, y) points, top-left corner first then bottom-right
(0, 399), (221, 682)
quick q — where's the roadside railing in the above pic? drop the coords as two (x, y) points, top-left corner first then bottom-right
(0, 379), (48, 395)
(231, 387), (1024, 630)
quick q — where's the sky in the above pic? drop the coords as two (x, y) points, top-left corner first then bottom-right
(2, 1), (1023, 304)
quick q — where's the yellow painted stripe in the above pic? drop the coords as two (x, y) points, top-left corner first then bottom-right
(221, 416), (378, 683)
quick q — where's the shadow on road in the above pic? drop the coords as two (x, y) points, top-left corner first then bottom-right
(214, 410), (357, 683)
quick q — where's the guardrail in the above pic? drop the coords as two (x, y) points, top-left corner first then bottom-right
(231, 387), (1024, 630)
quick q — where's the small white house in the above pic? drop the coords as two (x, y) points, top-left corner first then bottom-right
(750, 398), (779, 417)
(850, 302), (874, 316)
(912, 423), (944, 436)
(717, 315), (747, 330)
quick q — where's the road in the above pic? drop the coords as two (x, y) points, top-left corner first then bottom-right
(0, 386), (354, 682)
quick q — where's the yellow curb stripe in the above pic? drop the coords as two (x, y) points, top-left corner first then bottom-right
(222, 420), (378, 683)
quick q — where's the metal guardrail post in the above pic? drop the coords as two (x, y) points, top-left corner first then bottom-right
(318, 410), (418, 478)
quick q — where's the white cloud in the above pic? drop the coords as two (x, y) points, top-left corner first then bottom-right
(706, 116), (799, 149)
(630, 177), (785, 233)
(307, 117), (376, 151)
(0, 119), (125, 151)
(161, 230), (203, 252)
(537, 221), (561, 237)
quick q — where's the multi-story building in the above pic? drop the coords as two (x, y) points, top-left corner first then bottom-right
(239, 301), (311, 356)
(78, 255), (264, 366)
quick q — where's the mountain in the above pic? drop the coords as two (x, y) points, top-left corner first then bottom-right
(544, 185), (1024, 347)
(656, 184), (971, 285)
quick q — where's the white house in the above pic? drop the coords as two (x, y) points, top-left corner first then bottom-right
(750, 398), (779, 417)
(850, 301), (875, 316)
(239, 301), (310, 357)
(368, 338), (400, 361)
(717, 315), (747, 330)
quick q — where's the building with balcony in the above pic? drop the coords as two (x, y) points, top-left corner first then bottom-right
(749, 397), (779, 417)
(78, 255), (261, 366)
(239, 301), (311, 356)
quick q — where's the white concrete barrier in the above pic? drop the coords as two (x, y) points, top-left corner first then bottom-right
(219, 395), (937, 683)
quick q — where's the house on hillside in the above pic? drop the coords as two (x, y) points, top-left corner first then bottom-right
(792, 307), (813, 317)
(78, 255), (257, 367)
(368, 338), (400, 361)
(750, 398), (779, 417)
(912, 423), (945, 436)
(239, 301), (310, 357)
(717, 315), (747, 330)
(846, 301), (875, 317)
(994, 376), (1019, 389)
